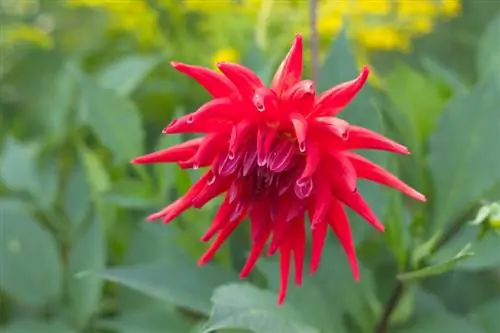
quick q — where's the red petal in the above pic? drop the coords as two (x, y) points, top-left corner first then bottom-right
(193, 133), (226, 168)
(310, 66), (369, 118)
(327, 198), (359, 280)
(198, 216), (244, 265)
(131, 138), (203, 164)
(345, 152), (426, 202)
(277, 241), (292, 305)
(345, 125), (409, 154)
(256, 126), (277, 166)
(282, 80), (315, 115)
(147, 172), (211, 222)
(192, 174), (230, 209)
(240, 227), (271, 278)
(314, 116), (350, 140)
(326, 150), (357, 192)
(163, 98), (237, 134)
(271, 33), (303, 95)
(268, 140), (295, 172)
(298, 143), (320, 181)
(309, 177), (331, 226)
(291, 217), (306, 286)
(310, 219), (327, 275)
(217, 62), (264, 99)
(171, 61), (237, 98)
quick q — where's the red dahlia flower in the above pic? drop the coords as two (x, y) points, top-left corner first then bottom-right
(132, 33), (425, 304)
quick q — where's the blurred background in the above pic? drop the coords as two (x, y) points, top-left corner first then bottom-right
(1, 0), (500, 332)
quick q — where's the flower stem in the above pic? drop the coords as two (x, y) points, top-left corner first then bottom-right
(308, 0), (319, 82)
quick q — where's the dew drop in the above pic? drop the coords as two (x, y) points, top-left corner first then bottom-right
(193, 162), (199, 170)
(256, 102), (265, 112)
(228, 150), (235, 160)
(299, 141), (306, 153)
(207, 173), (216, 185)
(186, 116), (194, 124)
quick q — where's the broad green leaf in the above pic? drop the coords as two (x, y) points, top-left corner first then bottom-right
(477, 16), (500, 80)
(63, 159), (90, 228)
(0, 198), (32, 213)
(386, 63), (446, 142)
(429, 77), (500, 228)
(0, 137), (40, 193)
(432, 227), (500, 271)
(101, 179), (159, 209)
(242, 40), (273, 85)
(0, 210), (62, 306)
(117, 223), (182, 312)
(95, 255), (237, 315)
(38, 62), (76, 141)
(397, 289), (485, 333)
(67, 215), (106, 329)
(398, 244), (474, 282)
(98, 54), (164, 96)
(202, 283), (318, 333)
(422, 58), (467, 95)
(30, 152), (60, 210)
(2, 319), (77, 333)
(95, 304), (194, 333)
(78, 145), (111, 195)
(469, 300), (500, 332)
(78, 75), (144, 164)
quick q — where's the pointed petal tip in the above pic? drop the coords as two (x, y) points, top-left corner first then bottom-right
(146, 213), (162, 222)
(170, 61), (180, 68)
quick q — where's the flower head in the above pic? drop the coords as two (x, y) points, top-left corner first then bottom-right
(132, 33), (425, 304)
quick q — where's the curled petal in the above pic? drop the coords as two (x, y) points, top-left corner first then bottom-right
(171, 61), (237, 98)
(345, 125), (409, 154)
(257, 126), (277, 166)
(272, 33), (303, 95)
(283, 80), (315, 115)
(310, 66), (369, 118)
(326, 150), (357, 192)
(291, 113), (308, 153)
(309, 176), (331, 227)
(229, 121), (254, 157)
(217, 62), (264, 98)
(327, 198), (359, 280)
(252, 87), (279, 116)
(193, 133), (226, 168)
(131, 138), (202, 164)
(268, 140), (295, 172)
(346, 152), (426, 201)
(192, 174), (230, 209)
(299, 143), (321, 181)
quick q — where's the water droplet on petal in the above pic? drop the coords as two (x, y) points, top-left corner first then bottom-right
(294, 177), (313, 199)
(193, 162), (199, 170)
(228, 151), (235, 160)
(207, 173), (216, 185)
(299, 141), (306, 153)
(186, 116), (194, 124)
(256, 103), (265, 112)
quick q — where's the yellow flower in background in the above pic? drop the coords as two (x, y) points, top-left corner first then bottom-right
(66, 0), (161, 45)
(184, 0), (236, 11)
(356, 25), (410, 51)
(4, 25), (53, 49)
(356, 0), (390, 15)
(441, 0), (461, 16)
(397, 0), (438, 16)
(212, 47), (240, 65)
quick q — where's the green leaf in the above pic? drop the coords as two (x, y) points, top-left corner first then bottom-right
(0, 137), (40, 193)
(386, 63), (446, 142)
(429, 77), (500, 228)
(0, 198), (32, 213)
(101, 179), (159, 209)
(1, 319), (77, 333)
(78, 75), (144, 164)
(384, 186), (409, 269)
(432, 227), (500, 271)
(397, 244), (474, 282)
(95, 304), (194, 333)
(422, 58), (467, 95)
(202, 283), (318, 333)
(95, 255), (237, 315)
(30, 153), (60, 210)
(67, 215), (106, 329)
(98, 54), (164, 97)
(63, 159), (90, 228)
(0, 210), (62, 306)
(38, 62), (77, 141)
(469, 300), (500, 332)
(78, 144), (111, 196)
(397, 289), (485, 333)
(477, 16), (500, 80)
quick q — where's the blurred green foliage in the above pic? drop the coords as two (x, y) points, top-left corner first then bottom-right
(1, 1), (500, 333)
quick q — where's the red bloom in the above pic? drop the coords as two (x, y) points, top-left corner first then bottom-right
(132, 34), (425, 304)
